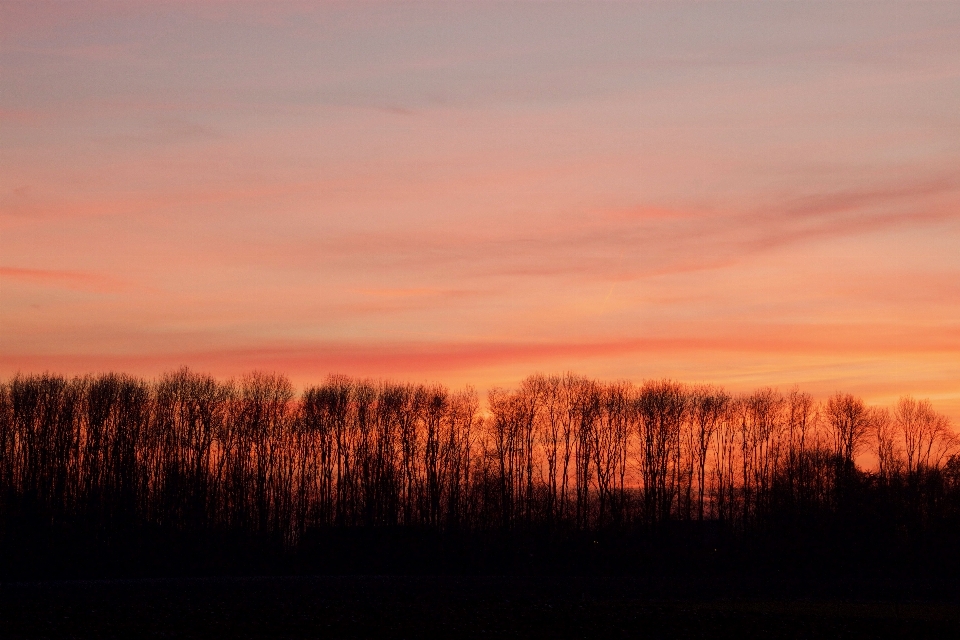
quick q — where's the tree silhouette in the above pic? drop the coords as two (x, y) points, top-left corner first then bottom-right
(1, 370), (958, 577)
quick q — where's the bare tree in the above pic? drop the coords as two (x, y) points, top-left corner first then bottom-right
(895, 396), (958, 478)
(871, 407), (901, 482)
(826, 393), (871, 469)
(784, 389), (816, 509)
(4, 368), (960, 573)
(636, 380), (686, 525)
(689, 385), (729, 521)
(711, 399), (739, 524)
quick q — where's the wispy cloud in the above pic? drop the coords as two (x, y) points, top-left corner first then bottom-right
(300, 176), (960, 283)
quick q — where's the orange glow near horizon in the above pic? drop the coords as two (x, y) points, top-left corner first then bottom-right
(2, 2), (959, 422)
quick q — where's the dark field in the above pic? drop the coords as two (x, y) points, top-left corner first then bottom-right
(2, 575), (959, 639)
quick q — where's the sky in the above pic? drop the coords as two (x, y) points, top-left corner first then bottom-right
(2, 1), (959, 420)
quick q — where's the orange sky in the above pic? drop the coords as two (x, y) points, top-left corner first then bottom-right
(2, 2), (959, 421)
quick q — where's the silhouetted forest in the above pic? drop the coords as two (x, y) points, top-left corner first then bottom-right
(2, 369), (959, 578)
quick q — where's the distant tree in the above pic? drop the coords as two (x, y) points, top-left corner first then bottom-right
(871, 407), (901, 483)
(3, 369), (960, 577)
(784, 388), (817, 512)
(689, 386), (729, 521)
(826, 393), (871, 496)
(895, 396), (957, 478)
(636, 380), (686, 525)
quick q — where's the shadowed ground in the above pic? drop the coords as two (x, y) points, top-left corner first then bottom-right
(2, 576), (959, 639)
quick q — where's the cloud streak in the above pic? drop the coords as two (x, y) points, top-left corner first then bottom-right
(299, 176), (960, 284)
(6, 319), (958, 378)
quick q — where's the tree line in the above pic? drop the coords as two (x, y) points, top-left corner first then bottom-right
(2, 369), (959, 558)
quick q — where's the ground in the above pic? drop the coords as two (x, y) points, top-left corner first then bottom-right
(2, 575), (959, 639)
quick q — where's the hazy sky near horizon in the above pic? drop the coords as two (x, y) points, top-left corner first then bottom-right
(2, 2), (959, 417)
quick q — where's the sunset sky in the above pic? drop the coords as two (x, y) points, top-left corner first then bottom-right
(2, 1), (959, 420)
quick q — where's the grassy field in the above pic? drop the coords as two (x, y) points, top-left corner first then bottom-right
(2, 575), (959, 639)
